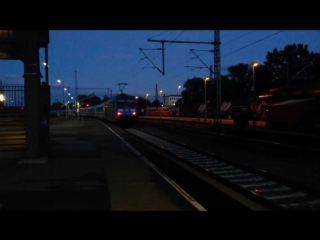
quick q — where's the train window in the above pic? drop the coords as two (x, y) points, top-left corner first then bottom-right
(117, 101), (135, 108)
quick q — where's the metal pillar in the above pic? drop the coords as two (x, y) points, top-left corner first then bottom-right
(22, 31), (41, 158)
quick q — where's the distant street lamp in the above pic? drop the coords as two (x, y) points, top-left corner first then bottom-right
(71, 96), (74, 116)
(178, 85), (181, 119)
(57, 79), (66, 103)
(159, 90), (162, 119)
(146, 93), (148, 116)
(204, 77), (210, 122)
(252, 62), (259, 127)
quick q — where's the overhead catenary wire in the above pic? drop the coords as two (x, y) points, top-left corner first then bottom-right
(223, 30), (256, 45)
(156, 31), (256, 77)
(161, 31), (256, 79)
(221, 30), (285, 58)
(165, 30), (286, 81)
(134, 31), (186, 76)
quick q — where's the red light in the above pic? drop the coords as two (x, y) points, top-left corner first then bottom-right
(117, 112), (122, 116)
(86, 104), (89, 107)
(132, 112), (136, 115)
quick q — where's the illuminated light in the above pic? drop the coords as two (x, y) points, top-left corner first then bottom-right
(270, 87), (280, 92)
(259, 94), (273, 98)
(0, 93), (5, 101)
(132, 112), (136, 115)
(86, 104), (89, 107)
(117, 112), (122, 116)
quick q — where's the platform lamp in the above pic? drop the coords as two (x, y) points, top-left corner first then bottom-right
(204, 77), (210, 122)
(146, 94), (148, 116)
(159, 90), (162, 119)
(252, 62), (259, 127)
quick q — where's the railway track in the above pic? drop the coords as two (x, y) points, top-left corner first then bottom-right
(124, 126), (320, 211)
(137, 118), (320, 163)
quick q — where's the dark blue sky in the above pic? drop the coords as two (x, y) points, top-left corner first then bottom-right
(0, 30), (319, 103)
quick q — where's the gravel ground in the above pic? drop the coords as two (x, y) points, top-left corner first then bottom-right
(136, 123), (320, 193)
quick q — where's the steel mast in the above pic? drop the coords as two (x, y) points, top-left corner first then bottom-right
(147, 30), (222, 126)
(214, 30), (221, 126)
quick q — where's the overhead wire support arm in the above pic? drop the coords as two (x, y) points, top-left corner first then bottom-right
(146, 38), (216, 76)
(148, 39), (215, 45)
(190, 49), (215, 75)
(77, 88), (112, 89)
(139, 48), (164, 75)
(184, 66), (206, 71)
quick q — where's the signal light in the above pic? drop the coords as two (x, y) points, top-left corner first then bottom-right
(86, 104), (89, 107)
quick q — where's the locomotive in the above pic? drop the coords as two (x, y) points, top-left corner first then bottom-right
(79, 93), (138, 126)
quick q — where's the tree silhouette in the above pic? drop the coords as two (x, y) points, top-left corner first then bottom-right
(264, 43), (320, 86)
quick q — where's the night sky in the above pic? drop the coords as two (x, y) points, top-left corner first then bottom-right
(0, 30), (319, 103)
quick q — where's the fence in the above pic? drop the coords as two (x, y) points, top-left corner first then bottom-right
(0, 86), (25, 109)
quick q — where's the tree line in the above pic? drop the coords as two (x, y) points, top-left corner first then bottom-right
(179, 43), (320, 107)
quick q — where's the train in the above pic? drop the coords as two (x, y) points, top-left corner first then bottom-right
(78, 92), (139, 126)
(257, 82), (320, 131)
(266, 98), (319, 130)
(146, 106), (178, 117)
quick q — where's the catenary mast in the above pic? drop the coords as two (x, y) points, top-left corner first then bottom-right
(147, 30), (222, 126)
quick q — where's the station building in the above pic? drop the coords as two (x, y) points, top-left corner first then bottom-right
(163, 95), (182, 106)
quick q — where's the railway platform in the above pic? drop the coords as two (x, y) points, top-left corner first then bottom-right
(0, 117), (198, 211)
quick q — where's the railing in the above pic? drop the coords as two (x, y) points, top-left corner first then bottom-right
(0, 86), (24, 109)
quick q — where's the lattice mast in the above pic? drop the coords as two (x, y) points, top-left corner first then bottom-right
(214, 30), (221, 126)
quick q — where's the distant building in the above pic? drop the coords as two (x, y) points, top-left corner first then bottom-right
(163, 95), (182, 106)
